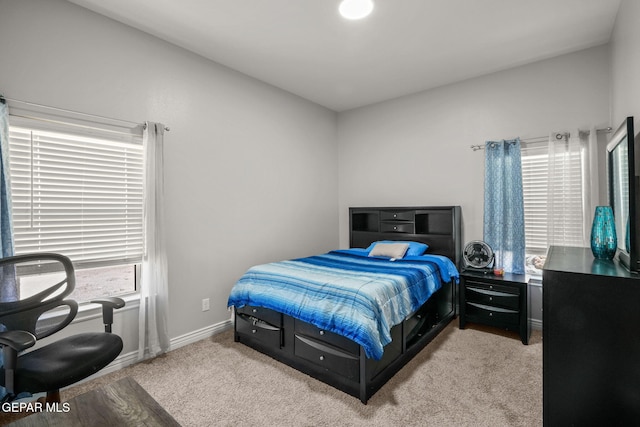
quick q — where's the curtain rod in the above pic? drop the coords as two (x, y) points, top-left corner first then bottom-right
(469, 127), (612, 151)
(7, 113), (144, 139)
(0, 95), (170, 132)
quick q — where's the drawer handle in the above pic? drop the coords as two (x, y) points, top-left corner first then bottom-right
(319, 330), (325, 336)
(252, 308), (257, 313)
(393, 214), (397, 218)
(252, 329), (257, 333)
(489, 313), (493, 317)
(393, 226), (398, 230)
(319, 355), (325, 361)
(489, 297), (493, 301)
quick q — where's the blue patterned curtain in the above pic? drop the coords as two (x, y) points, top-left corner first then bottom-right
(484, 139), (525, 274)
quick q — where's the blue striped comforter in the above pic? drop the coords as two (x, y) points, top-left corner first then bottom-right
(227, 250), (459, 360)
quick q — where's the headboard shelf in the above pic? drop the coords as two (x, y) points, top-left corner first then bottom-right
(351, 210), (380, 233)
(349, 206), (462, 268)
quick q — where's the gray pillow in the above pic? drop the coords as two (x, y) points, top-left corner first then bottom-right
(368, 243), (409, 259)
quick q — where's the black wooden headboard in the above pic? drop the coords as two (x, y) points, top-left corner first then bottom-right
(349, 206), (462, 268)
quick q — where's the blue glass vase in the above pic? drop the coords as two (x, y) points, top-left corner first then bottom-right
(590, 206), (617, 260)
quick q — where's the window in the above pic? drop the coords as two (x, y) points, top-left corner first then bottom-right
(521, 143), (549, 259)
(521, 137), (588, 276)
(7, 117), (143, 302)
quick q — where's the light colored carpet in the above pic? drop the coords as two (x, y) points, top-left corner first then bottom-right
(61, 322), (541, 427)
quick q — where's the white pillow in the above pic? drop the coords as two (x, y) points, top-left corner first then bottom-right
(368, 242), (409, 259)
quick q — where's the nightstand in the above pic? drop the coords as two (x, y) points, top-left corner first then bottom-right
(459, 270), (530, 344)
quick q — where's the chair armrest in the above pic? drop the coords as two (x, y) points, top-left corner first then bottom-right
(90, 297), (126, 333)
(91, 297), (125, 309)
(0, 330), (36, 352)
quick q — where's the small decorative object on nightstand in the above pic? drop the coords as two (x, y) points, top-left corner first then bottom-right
(459, 270), (530, 344)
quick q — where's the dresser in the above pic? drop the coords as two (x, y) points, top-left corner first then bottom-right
(543, 246), (640, 426)
(459, 271), (530, 344)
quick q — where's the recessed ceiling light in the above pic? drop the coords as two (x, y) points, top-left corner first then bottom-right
(339, 0), (374, 20)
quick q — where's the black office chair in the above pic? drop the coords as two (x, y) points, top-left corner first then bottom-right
(0, 253), (125, 403)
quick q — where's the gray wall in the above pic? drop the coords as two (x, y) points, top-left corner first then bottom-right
(337, 45), (612, 326)
(2, 0), (639, 357)
(0, 0), (339, 355)
(611, 0), (640, 124)
(337, 45), (611, 247)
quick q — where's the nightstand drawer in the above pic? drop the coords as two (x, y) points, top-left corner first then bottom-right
(465, 286), (520, 310)
(465, 280), (519, 296)
(380, 222), (415, 233)
(459, 272), (530, 344)
(465, 302), (519, 327)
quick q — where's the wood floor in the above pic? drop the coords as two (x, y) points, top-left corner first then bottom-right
(4, 377), (179, 427)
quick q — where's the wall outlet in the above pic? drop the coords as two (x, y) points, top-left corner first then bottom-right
(202, 298), (210, 312)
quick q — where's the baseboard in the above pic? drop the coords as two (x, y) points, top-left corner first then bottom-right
(75, 318), (234, 384)
(530, 318), (542, 331)
(169, 318), (233, 350)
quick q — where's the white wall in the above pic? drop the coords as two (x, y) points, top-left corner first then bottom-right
(337, 45), (611, 247)
(0, 0), (339, 353)
(611, 0), (640, 123)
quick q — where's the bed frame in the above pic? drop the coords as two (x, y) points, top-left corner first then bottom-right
(233, 206), (462, 403)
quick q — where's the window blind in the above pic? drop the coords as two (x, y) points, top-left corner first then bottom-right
(521, 141), (586, 256)
(8, 125), (144, 270)
(521, 144), (549, 255)
(547, 148), (585, 246)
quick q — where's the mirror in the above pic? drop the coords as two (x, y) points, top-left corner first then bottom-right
(606, 116), (638, 272)
(610, 135), (629, 252)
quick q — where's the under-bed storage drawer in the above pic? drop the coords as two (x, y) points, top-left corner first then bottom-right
(404, 303), (437, 347)
(236, 313), (282, 348)
(294, 334), (359, 381)
(237, 305), (282, 327)
(294, 320), (359, 355)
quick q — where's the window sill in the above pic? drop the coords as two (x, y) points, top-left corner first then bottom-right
(36, 293), (140, 325)
(529, 276), (543, 286)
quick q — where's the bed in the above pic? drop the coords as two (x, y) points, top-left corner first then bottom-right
(227, 206), (462, 403)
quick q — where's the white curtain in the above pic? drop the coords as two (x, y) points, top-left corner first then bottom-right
(138, 122), (170, 360)
(546, 128), (598, 247)
(583, 127), (600, 243)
